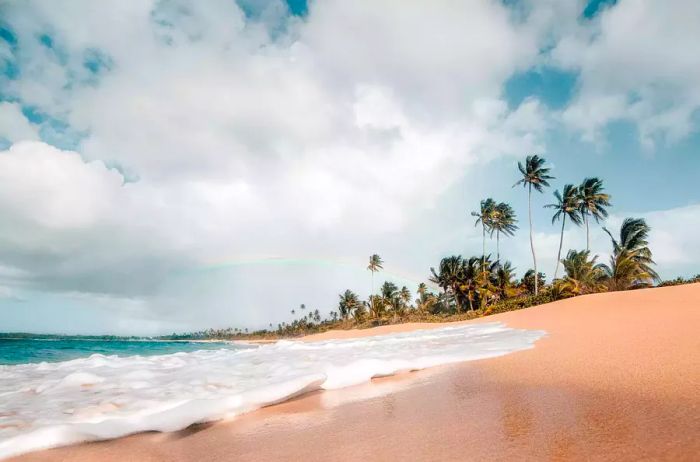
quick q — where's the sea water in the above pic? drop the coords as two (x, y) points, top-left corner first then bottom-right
(0, 338), (243, 366)
(0, 323), (545, 459)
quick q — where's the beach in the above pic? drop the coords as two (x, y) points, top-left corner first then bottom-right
(10, 283), (700, 461)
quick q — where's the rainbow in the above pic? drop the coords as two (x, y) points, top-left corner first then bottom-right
(191, 255), (432, 288)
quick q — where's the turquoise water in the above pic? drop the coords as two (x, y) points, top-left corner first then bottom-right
(0, 338), (243, 365)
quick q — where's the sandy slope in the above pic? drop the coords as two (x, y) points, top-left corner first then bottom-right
(12, 284), (700, 461)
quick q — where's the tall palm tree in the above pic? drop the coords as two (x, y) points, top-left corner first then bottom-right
(545, 184), (583, 279)
(471, 198), (496, 273)
(367, 254), (383, 318)
(602, 218), (659, 290)
(579, 177), (611, 251)
(514, 155), (554, 295)
(490, 202), (518, 262)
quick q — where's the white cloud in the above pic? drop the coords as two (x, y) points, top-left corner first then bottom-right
(0, 102), (39, 143)
(550, 0), (700, 146)
(0, 0), (697, 332)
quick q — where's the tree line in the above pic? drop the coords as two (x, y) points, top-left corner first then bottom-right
(163, 155), (697, 340)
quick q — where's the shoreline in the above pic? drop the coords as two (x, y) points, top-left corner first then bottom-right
(9, 283), (700, 461)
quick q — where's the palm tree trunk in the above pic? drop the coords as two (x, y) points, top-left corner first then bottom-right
(528, 184), (538, 295)
(554, 215), (566, 279)
(585, 212), (590, 252)
(370, 271), (374, 319)
(482, 223), (486, 273)
(496, 231), (500, 262)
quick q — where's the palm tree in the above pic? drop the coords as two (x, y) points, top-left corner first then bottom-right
(338, 290), (359, 320)
(514, 155), (554, 295)
(579, 178), (611, 251)
(399, 286), (412, 310)
(521, 269), (546, 295)
(380, 281), (399, 316)
(555, 250), (606, 296)
(367, 254), (383, 317)
(430, 256), (465, 312)
(490, 202), (518, 262)
(491, 261), (519, 299)
(472, 198), (496, 273)
(416, 282), (429, 311)
(417, 282), (427, 298)
(545, 184), (583, 279)
(602, 218), (659, 290)
(461, 256), (482, 311)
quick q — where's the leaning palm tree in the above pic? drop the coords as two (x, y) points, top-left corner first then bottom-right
(367, 254), (383, 317)
(545, 184), (583, 279)
(602, 218), (659, 291)
(490, 202), (518, 262)
(514, 155), (554, 295)
(471, 198), (496, 273)
(579, 177), (611, 251)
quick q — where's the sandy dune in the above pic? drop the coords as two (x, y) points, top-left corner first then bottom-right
(12, 284), (700, 461)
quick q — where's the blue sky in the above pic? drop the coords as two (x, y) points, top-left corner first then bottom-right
(0, 0), (699, 335)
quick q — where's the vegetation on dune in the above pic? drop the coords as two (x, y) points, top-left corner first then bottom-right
(160, 155), (696, 341)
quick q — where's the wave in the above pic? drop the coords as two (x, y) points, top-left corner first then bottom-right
(0, 322), (544, 459)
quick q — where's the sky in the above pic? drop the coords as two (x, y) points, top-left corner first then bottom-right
(0, 0), (699, 335)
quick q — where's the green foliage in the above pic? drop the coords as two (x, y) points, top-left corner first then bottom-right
(514, 155), (555, 193)
(546, 184), (583, 226)
(338, 290), (360, 319)
(367, 254), (383, 272)
(658, 275), (700, 287)
(579, 177), (611, 223)
(520, 269), (546, 295)
(602, 218), (659, 290)
(554, 250), (606, 297)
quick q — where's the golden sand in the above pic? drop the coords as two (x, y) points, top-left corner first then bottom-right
(12, 284), (700, 461)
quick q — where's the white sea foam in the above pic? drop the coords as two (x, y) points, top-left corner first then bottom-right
(0, 322), (544, 459)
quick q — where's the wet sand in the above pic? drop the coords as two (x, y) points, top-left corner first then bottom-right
(11, 284), (700, 461)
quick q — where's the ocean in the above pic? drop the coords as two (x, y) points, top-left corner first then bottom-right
(0, 323), (544, 459)
(0, 338), (242, 366)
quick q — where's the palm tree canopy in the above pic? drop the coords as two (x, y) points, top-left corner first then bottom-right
(513, 155), (555, 193)
(338, 290), (359, 318)
(602, 218), (659, 289)
(557, 250), (606, 296)
(545, 184), (583, 225)
(579, 177), (611, 222)
(380, 281), (398, 299)
(490, 202), (518, 236)
(399, 286), (412, 303)
(367, 254), (383, 272)
(471, 198), (497, 229)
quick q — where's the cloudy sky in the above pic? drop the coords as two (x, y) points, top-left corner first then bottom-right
(1, 0), (699, 335)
